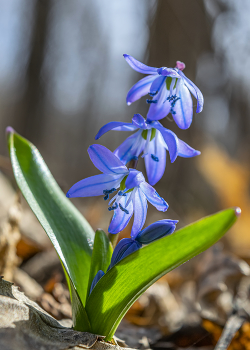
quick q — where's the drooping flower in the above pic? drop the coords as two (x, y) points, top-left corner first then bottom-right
(124, 54), (204, 129)
(108, 219), (178, 269)
(66, 144), (168, 235)
(95, 114), (200, 186)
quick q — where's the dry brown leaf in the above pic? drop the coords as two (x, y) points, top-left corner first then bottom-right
(0, 277), (136, 350)
(197, 144), (250, 253)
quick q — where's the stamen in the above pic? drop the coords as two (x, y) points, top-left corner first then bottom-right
(118, 190), (127, 196)
(103, 188), (116, 200)
(119, 203), (129, 214)
(108, 203), (118, 211)
(149, 91), (158, 97)
(151, 154), (159, 162)
(103, 188), (116, 194)
(146, 99), (158, 104)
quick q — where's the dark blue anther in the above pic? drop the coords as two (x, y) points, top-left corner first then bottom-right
(103, 194), (109, 201)
(108, 203), (118, 211)
(119, 203), (129, 214)
(146, 99), (158, 104)
(151, 154), (159, 162)
(103, 188), (116, 195)
(118, 191), (126, 196)
(132, 156), (138, 160)
(149, 91), (158, 97)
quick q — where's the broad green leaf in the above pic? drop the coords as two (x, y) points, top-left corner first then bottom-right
(86, 208), (239, 340)
(62, 264), (91, 332)
(7, 128), (95, 312)
(87, 230), (113, 301)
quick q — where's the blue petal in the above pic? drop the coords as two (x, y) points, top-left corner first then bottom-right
(178, 71), (204, 113)
(125, 169), (145, 189)
(109, 238), (141, 269)
(95, 121), (138, 140)
(144, 133), (166, 186)
(135, 219), (178, 244)
(150, 76), (166, 95)
(131, 189), (148, 239)
(172, 81), (193, 129)
(178, 139), (201, 158)
(114, 132), (143, 164)
(123, 54), (158, 75)
(157, 67), (181, 78)
(139, 182), (168, 212)
(66, 173), (122, 198)
(126, 75), (156, 105)
(108, 195), (134, 234)
(147, 86), (171, 121)
(89, 270), (105, 295)
(153, 124), (178, 163)
(132, 114), (147, 129)
(88, 144), (128, 175)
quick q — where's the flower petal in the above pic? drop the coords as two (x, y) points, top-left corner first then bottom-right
(147, 86), (171, 121)
(139, 182), (168, 212)
(131, 189), (148, 239)
(144, 132), (166, 186)
(178, 139), (201, 158)
(95, 121), (137, 140)
(88, 144), (128, 175)
(126, 75), (156, 105)
(109, 238), (141, 269)
(89, 270), (105, 295)
(178, 71), (204, 113)
(66, 173), (122, 198)
(172, 81), (193, 129)
(153, 124), (178, 163)
(135, 219), (178, 244)
(108, 195), (134, 234)
(123, 54), (158, 75)
(150, 76), (166, 95)
(114, 132), (143, 164)
(125, 169), (145, 189)
(157, 67), (180, 78)
(132, 114), (147, 129)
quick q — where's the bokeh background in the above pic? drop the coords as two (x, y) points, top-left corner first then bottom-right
(0, 0), (250, 253)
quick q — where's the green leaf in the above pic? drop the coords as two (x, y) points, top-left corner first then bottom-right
(7, 128), (95, 315)
(62, 263), (91, 332)
(87, 230), (113, 301)
(86, 208), (239, 340)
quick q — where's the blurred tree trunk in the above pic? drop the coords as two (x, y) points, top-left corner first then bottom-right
(16, 0), (51, 143)
(145, 0), (216, 218)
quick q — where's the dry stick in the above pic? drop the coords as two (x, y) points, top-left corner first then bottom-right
(214, 314), (246, 350)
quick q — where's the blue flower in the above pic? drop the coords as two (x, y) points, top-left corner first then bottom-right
(109, 219), (178, 269)
(89, 270), (105, 295)
(124, 54), (204, 129)
(66, 144), (168, 235)
(95, 114), (200, 186)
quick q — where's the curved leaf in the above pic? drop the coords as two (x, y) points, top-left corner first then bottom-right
(7, 128), (95, 312)
(86, 208), (239, 339)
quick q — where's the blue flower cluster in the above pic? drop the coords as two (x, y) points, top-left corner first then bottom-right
(66, 55), (203, 295)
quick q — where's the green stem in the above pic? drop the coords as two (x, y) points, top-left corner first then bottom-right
(108, 232), (119, 248)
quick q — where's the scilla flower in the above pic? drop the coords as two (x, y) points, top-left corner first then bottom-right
(124, 54), (203, 129)
(95, 114), (200, 186)
(109, 219), (178, 269)
(66, 144), (168, 235)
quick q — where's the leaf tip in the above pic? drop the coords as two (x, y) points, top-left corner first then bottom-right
(6, 126), (15, 137)
(234, 207), (241, 217)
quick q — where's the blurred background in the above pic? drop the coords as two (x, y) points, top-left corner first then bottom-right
(1, 1), (250, 348)
(0, 0), (249, 252)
